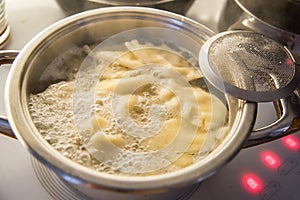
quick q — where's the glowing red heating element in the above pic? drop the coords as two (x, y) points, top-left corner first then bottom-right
(282, 135), (300, 151)
(242, 173), (264, 194)
(261, 151), (281, 169)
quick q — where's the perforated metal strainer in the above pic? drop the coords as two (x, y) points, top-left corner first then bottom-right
(199, 31), (300, 102)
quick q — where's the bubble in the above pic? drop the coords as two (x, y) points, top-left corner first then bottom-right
(80, 151), (91, 163)
(57, 82), (74, 99)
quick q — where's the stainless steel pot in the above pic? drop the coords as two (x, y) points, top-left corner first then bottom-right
(0, 7), (299, 199)
(218, 0), (300, 57)
(55, 0), (195, 15)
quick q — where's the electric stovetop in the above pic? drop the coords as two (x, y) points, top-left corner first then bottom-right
(1, 0), (300, 199)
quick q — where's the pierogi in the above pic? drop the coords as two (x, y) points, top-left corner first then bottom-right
(29, 41), (228, 176)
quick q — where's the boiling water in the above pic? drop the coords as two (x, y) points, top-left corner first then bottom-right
(29, 81), (111, 172)
(29, 45), (229, 176)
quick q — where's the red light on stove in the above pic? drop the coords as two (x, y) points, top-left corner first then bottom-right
(242, 173), (264, 194)
(261, 151), (281, 169)
(282, 135), (300, 151)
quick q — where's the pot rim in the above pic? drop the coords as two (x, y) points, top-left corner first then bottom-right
(5, 6), (257, 192)
(87, 0), (177, 6)
(234, 0), (300, 37)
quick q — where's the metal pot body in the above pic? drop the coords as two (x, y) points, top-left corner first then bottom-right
(3, 7), (256, 199)
(55, 0), (196, 15)
(218, 0), (300, 56)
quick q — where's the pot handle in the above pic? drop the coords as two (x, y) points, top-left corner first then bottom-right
(0, 50), (19, 139)
(244, 90), (300, 147)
